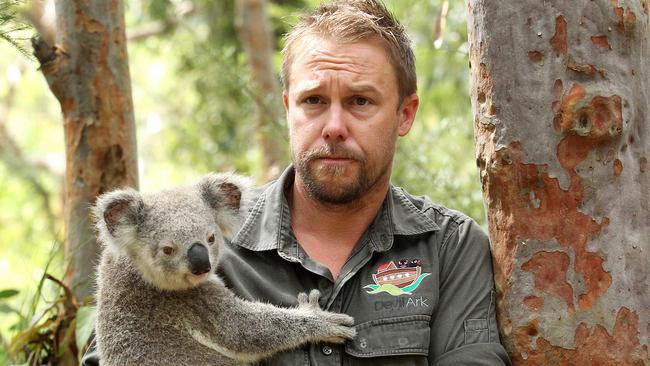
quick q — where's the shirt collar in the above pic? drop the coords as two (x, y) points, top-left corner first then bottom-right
(231, 165), (440, 252)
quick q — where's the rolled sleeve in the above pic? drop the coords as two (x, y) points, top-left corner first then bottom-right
(430, 218), (510, 365)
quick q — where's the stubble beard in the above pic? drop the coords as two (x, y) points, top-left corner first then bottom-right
(294, 143), (389, 205)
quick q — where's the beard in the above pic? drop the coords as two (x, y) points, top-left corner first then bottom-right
(294, 143), (390, 205)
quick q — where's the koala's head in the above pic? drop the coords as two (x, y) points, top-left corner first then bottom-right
(94, 173), (248, 291)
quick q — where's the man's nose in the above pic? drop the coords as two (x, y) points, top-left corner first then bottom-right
(321, 104), (349, 142)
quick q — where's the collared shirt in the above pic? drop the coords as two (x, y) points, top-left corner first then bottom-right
(217, 166), (510, 365)
(82, 166), (510, 365)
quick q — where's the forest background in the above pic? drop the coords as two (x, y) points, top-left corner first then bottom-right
(0, 0), (477, 363)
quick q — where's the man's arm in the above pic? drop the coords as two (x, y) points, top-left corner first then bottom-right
(430, 218), (511, 365)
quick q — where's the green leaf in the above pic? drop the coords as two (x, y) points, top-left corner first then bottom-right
(0, 303), (18, 314)
(75, 305), (97, 350)
(0, 289), (19, 299)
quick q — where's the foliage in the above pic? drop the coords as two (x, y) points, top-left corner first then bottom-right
(0, 248), (95, 365)
(0, 0), (484, 363)
(0, 0), (32, 57)
(390, 1), (485, 221)
(129, 0), (485, 221)
(137, 0), (300, 180)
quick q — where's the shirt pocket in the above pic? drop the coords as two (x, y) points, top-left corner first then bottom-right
(257, 347), (309, 366)
(344, 315), (430, 366)
(464, 318), (489, 344)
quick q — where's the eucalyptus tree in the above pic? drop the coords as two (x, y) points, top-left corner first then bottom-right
(467, 0), (650, 363)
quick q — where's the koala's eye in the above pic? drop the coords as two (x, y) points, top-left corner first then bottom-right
(207, 234), (215, 245)
(162, 246), (175, 256)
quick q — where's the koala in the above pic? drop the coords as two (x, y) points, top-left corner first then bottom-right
(93, 173), (356, 366)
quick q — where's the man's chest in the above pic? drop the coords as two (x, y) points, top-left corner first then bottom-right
(218, 235), (440, 365)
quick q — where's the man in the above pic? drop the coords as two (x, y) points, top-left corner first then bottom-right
(84, 0), (510, 364)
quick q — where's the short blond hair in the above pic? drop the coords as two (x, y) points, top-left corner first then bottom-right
(281, 0), (417, 104)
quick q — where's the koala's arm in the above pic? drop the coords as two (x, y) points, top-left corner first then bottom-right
(188, 289), (355, 362)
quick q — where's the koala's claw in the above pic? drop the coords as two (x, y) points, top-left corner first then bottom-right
(296, 290), (357, 343)
(297, 289), (322, 310)
(322, 326), (357, 343)
(308, 289), (320, 306)
(326, 312), (355, 327)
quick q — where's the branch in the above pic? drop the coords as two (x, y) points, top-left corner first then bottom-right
(432, 0), (449, 49)
(31, 35), (56, 65)
(127, 1), (195, 42)
(21, 0), (55, 47)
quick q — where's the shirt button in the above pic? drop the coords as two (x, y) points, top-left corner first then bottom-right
(321, 345), (333, 356)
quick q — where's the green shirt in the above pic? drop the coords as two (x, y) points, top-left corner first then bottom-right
(82, 166), (510, 365)
(218, 166), (510, 365)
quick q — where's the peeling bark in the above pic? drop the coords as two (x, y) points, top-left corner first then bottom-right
(467, 0), (649, 363)
(34, 0), (138, 304)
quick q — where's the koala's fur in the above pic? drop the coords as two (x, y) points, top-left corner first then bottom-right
(93, 173), (356, 366)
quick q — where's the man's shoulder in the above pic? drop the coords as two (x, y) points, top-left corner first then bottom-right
(391, 186), (478, 233)
(238, 179), (275, 219)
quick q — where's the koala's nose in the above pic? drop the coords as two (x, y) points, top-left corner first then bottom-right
(187, 242), (211, 275)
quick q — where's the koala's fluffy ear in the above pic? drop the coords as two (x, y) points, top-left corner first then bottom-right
(93, 188), (144, 249)
(197, 173), (250, 238)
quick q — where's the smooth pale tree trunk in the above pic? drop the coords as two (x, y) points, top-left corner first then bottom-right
(33, 0), (138, 306)
(235, 0), (285, 180)
(467, 0), (649, 364)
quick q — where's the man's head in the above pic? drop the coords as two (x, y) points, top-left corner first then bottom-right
(281, 0), (416, 105)
(282, 0), (419, 206)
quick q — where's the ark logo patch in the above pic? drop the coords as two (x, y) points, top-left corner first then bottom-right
(363, 259), (430, 296)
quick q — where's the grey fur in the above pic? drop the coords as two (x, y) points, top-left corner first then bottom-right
(93, 173), (356, 366)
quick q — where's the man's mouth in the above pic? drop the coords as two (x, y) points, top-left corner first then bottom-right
(317, 156), (353, 161)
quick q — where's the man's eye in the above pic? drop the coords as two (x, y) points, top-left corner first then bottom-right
(354, 97), (368, 106)
(305, 96), (321, 104)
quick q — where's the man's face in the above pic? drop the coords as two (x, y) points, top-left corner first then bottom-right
(283, 35), (418, 205)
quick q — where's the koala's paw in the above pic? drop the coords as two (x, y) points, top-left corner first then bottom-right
(297, 289), (356, 343)
(297, 289), (322, 311)
(316, 323), (357, 344)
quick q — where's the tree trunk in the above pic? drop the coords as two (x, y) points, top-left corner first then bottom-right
(467, 0), (649, 364)
(235, 0), (285, 179)
(33, 0), (138, 305)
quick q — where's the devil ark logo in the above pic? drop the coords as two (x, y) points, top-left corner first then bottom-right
(363, 259), (430, 296)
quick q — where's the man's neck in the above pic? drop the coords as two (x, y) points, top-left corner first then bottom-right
(289, 175), (389, 279)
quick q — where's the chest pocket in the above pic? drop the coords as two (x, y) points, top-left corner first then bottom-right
(344, 315), (430, 366)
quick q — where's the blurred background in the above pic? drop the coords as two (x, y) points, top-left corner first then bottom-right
(0, 0), (481, 364)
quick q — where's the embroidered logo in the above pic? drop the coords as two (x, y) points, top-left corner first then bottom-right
(363, 259), (430, 296)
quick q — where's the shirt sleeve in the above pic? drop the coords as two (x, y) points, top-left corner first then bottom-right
(429, 218), (511, 365)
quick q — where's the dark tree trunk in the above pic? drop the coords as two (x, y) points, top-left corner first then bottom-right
(467, 0), (649, 364)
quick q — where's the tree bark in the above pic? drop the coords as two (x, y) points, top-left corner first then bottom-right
(33, 0), (138, 306)
(235, 0), (285, 179)
(467, 0), (649, 364)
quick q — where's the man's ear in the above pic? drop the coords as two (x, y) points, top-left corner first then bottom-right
(198, 173), (250, 238)
(397, 93), (419, 137)
(283, 91), (290, 113)
(93, 188), (144, 244)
